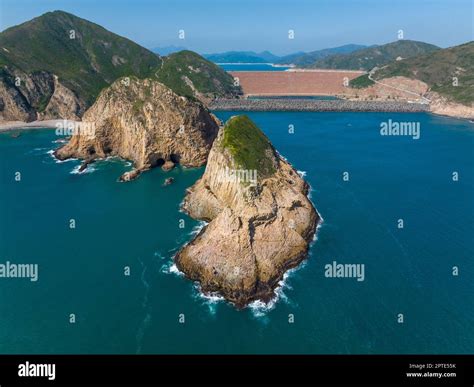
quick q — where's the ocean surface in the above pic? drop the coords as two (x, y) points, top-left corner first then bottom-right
(0, 111), (473, 354)
(218, 63), (290, 71)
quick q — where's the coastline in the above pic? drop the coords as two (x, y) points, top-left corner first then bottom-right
(1, 104), (472, 133)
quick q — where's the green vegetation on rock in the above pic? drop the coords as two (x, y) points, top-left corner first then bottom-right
(221, 115), (276, 178)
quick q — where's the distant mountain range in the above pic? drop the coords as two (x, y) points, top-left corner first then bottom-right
(308, 40), (440, 70)
(203, 41), (441, 72)
(0, 11), (240, 121)
(204, 50), (280, 63)
(203, 45), (367, 65)
(276, 44), (369, 66)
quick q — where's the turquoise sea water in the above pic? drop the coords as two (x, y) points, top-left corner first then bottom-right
(0, 111), (473, 354)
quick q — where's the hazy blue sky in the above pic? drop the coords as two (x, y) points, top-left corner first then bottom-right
(0, 0), (472, 54)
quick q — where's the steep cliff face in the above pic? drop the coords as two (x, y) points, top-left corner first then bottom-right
(54, 77), (219, 176)
(175, 115), (319, 307)
(0, 68), (86, 121)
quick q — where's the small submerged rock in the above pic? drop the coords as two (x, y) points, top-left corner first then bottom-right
(163, 177), (175, 186)
(78, 159), (94, 173)
(162, 160), (175, 171)
(119, 169), (141, 182)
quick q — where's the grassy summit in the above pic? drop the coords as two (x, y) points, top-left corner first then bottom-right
(221, 115), (276, 178)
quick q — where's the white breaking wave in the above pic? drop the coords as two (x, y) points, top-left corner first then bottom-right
(160, 261), (184, 277)
(169, 263), (183, 276)
(191, 265), (300, 318)
(275, 150), (288, 162)
(312, 218), (324, 244)
(189, 221), (207, 236)
(70, 164), (96, 174)
(47, 149), (77, 164)
(297, 170), (307, 178)
(192, 284), (225, 316)
(248, 268), (297, 318)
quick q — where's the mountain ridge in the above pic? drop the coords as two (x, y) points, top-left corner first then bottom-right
(304, 40), (439, 70)
(276, 44), (368, 66)
(0, 11), (240, 122)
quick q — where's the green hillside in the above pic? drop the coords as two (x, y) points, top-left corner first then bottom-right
(373, 41), (474, 104)
(0, 10), (162, 106)
(0, 10), (240, 117)
(349, 74), (374, 89)
(156, 50), (241, 100)
(309, 40), (439, 71)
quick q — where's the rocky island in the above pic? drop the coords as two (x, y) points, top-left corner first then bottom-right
(54, 74), (319, 307)
(176, 115), (319, 307)
(55, 77), (220, 180)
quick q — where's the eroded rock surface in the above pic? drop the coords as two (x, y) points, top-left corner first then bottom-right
(175, 115), (320, 307)
(54, 77), (220, 177)
(0, 69), (86, 122)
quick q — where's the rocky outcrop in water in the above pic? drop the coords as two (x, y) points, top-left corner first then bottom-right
(175, 115), (319, 307)
(55, 77), (220, 178)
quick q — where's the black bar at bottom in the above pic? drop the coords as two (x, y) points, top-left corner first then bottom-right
(0, 355), (472, 385)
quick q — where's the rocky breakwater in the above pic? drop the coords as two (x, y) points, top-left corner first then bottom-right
(54, 77), (219, 180)
(210, 98), (429, 112)
(175, 115), (320, 307)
